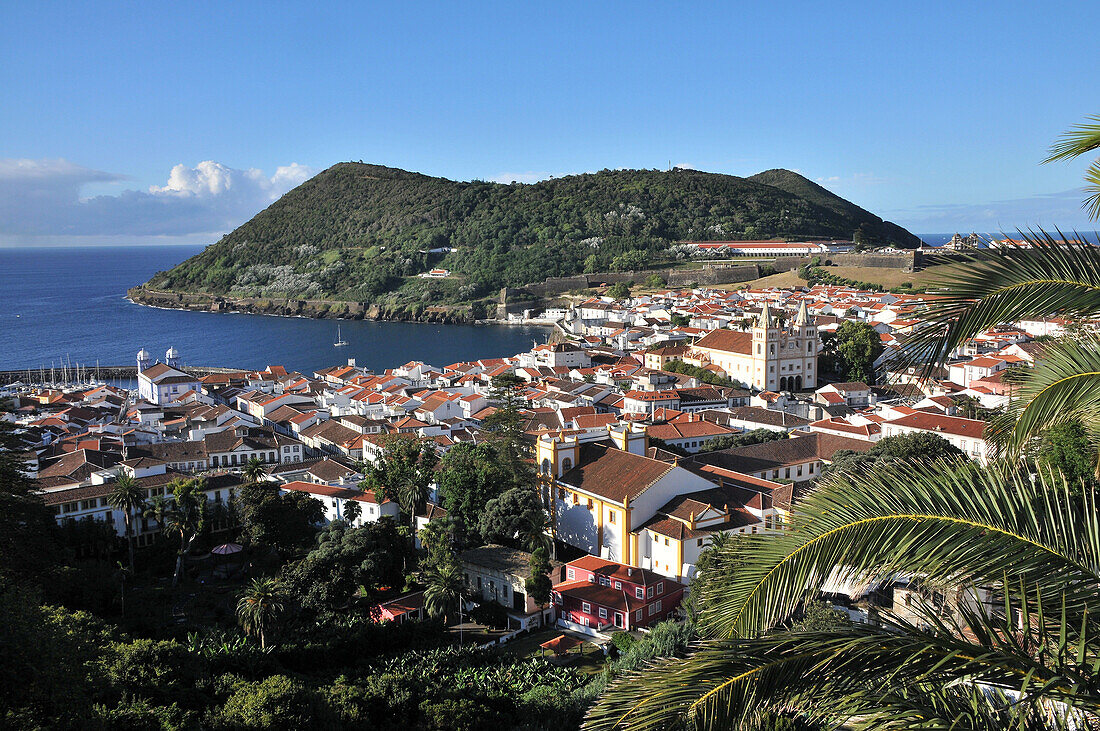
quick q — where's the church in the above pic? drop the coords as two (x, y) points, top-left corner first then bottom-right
(688, 300), (818, 392)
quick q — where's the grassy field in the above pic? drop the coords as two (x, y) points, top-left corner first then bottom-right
(708, 261), (963, 292)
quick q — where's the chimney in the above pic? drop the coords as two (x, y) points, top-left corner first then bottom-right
(627, 567), (634, 577)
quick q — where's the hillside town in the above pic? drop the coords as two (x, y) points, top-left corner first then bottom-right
(4, 278), (1062, 639)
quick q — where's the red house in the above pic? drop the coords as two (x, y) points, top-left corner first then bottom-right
(551, 555), (684, 634)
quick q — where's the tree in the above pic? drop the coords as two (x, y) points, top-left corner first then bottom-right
(524, 547), (552, 612)
(832, 320), (883, 383)
(281, 518), (408, 616)
(363, 435), (438, 535)
(482, 374), (533, 489)
(243, 455), (267, 484)
(826, 431), (964, 476)
(644, 273), (666, 289)
(164, 478), (207, 586)
(670, 314), (690, 327)
(423, 557), (464, 626)
(107, 473), (146, 573)
(437, 442), (513, 543)
(608, 282), (631, 300)
(586, 459), (1100, 728)
(479, 486), (548, 548)
(238, 482), (324, 556)
(0, 419), (58, 589)
(343, 499), (362, 525)
(237, 578), (285, 650)
(1037, 420), (1096, 489)
(418, 517), (457, 574)
(698, 428), (787, 454)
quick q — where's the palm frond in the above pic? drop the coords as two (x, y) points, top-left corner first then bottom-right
(1044, 114), (1100, 220)
(996, 333), (1100, 455)
(890, 231), (1100, 377)
(699, 459), (1100, 640)
(586, 591), (1100, 731)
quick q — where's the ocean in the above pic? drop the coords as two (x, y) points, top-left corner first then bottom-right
(0, 245), (549, 375)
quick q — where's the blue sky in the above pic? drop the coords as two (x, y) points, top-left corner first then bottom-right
(2, 1), (1098, 244)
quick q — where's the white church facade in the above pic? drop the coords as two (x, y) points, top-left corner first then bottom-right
(689, 301), (818, 392)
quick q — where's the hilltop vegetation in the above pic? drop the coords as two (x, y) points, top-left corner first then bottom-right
(144, 163), (919, 308)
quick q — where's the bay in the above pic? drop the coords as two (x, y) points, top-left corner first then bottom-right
(0, 245), (549, 374)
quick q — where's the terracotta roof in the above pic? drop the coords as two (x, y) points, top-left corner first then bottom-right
(692, 329), (753, 355)
(886, 412), (987, 440)
(557, 443), (674, 503)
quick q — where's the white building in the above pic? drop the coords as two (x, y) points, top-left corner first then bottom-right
(137, 349), (202, 406)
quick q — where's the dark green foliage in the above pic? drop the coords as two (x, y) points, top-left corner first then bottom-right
(644, 273), (666, 288)
(525, 547), (553, 608)
(827, 432), (964, 476)
(144, 164), (918, 304)
(607, 282), (631, 299)
(479, 485), (544, 545)
(437, 441), (516, 543)
(824, 320), (884, 383)
(663, 359), (743, 387)
(670, 314), (691, 327)
(790, 599), (850, 632)
(699, 428), (789, 453)
(236, 482), (324, 556)
(280, 518), (409, 617)
(610, 620), (696, 674)
(216, 674), (322, 729)
(610, 631), (637, 654)
(1038, 421), (1096, 489)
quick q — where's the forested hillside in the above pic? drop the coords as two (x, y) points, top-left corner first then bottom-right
(143, 163), (919, 306)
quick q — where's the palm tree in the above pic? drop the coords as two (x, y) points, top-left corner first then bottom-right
(897, 233), (1100, 462)
(343, 498), (362, 525)
(585, 459), (1100, 729)
(518, 508), (551, 554)
(107, 473), (146, 572)
(243, 455), (266, 484)
(143, 494), (170, 540)
(424, 559), (464, 627)
(1045, 114), (1100, 219)
(164, 478), (206, 586)
(236, 578), (284, 650)
(397, 476), (428, 536)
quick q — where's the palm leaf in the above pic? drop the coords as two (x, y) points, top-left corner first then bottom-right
(891, 231), (1100, 377)
(995, 333), (1100, 456)
(1045, 114), (1100, 220)
(698, 459), (1100, 640)
(586, 592), (1100, 730)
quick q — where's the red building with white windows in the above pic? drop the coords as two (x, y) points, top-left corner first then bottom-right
(551, 555), (685, 634)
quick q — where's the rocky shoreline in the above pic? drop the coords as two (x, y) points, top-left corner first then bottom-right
(126, 287), (478, 324)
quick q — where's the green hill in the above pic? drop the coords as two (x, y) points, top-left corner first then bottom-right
(142, 163), (919, 309)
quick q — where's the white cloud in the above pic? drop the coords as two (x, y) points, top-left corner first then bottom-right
(0, 158), (316, 243)
(487, 171), (555, 184)
(886, 188), (1095, 232)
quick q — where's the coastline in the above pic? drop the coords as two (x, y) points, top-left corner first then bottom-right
(127, 286), (481, 325)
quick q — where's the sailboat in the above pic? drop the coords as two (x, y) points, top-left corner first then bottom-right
(333, 324), (349, 347)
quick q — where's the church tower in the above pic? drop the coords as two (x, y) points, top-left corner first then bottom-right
(166, 346), (181, 369)
(794, 300), (817, 388)
(751, 301), (779, 391)
(137, 347), (152, 373)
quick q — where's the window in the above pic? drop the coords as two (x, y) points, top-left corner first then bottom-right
(663, 537), (669, 546)
(608, 510), (616, 524)
(655, 599), (662, 612)
(599, 576), (610, 587)
(797, 466), (803, 477)
(784, 468), (790, 479)
(558, 487), (566, 501)
(587, 498), (594, 510)
(656, 582), (664, 595)
(698, 538), (704, 546)
(648, 603), (657, 616)
(582, 602), (591, 614)
(809, 463), (815, 474)
(80, 499), (96, 511)
(567, 567), (576, 580)
(614, 581), (621, 590)
(598, 607), (607, 619)
(99, 498), (109, 507)
(636, 609), (643, 621)
(647, 586), (654, 599)
(752, 526), (758, 534)
(562, 458), (572, 472)
(635, 587), (644, 599)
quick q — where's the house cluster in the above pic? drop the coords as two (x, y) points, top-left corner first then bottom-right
(8, 279), (1063, 636)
